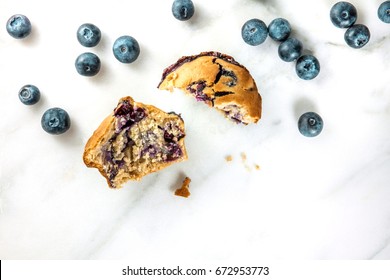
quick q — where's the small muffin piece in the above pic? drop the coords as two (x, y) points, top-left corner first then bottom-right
(158, 51), (262, 124)
(174, 176), (191, 198)
(83, 96), (187, 188)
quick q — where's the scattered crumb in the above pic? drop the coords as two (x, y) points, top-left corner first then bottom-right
(225, 152), (261, 172)
(175, 177), (191, 198)
(225, 155), (233, 162)
(241, 152), (247, 162)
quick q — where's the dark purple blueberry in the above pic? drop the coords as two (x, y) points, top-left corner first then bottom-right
(165, 142), (183, 161)
(130, 107), (146, 122)
(114, 101), (146, 132)
(163, 122), (185, 142)
(187, 81), (212, 102)
(214, 66), (237, 87)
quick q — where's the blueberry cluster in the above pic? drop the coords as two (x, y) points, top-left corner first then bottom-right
(17, 84), (71, 135)
(14, 1), (390, 139)
(330, 2), (370, 49)
(241, 17), (320, 81)
(75, 23), (141, 77)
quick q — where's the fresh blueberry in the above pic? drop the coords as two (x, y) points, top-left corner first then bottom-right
(6, 14), (32, 39)
(378, 1), (390, 23)
(298, 112), (323, 137)
(278, 38), (303, 62)
(18, 84), (40, 105)
(172, 0), (195, 21)
(75, 52), (101, 76)
(295, 55), (320, 80)
(241, 18), (268, 46)
(330, 1), (357, 28)
(77, 23), (101, 47)
(344, 24), (370, 49)
(268, 18), (291, 42)
(113, 36), (140, 63)
(41, 108), (71, 135)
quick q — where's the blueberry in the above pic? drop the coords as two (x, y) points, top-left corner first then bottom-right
(295, 55), (320, 80)
(241, 18), (268, 46)
(41, 108), (71, 135)
(268, 18), (291, 42)
(113, 36), (140, 63)
(172, 0), (195, 21)
(330, 1), (357, 28)
(18, 85), (41, 105)
(6, 14), (32, 39)
(344, 24), (370, 49)
(75, 52), (101, 76)
(278, 38), (303, 62)
(77, 23), (101, 47)
(378, 1), (390, 23)
(298, 112), (323, 137)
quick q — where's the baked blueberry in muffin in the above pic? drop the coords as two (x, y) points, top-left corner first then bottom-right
(158, 51), (262, 125)
(83, 96), (187, 188)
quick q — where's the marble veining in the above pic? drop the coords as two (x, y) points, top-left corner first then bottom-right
(0, 0), (390, 260)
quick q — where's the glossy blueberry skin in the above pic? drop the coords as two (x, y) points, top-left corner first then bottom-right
(41, 108), (71, 135)
(296, 55), (320, 80)
(172, 0), (195, 21)
(344, 24), (370, 49)
(75, 52), (101, 76)
(18, 84), (40, 105)
(298, 112), (323, 137)
(6, 14), (32, 39)
(77, 23), (101, 47)
(378, 1), (390, 23)
(330, 2), (357, 28)
(241, 19), (268, 46)
(113, 36), (140, 63)
(278, 38), (303, 62)
(268, 18), (291, 42)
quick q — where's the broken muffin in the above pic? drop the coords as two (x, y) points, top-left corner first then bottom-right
(158, 51), (262, 124)
(83, 96), (187, 188)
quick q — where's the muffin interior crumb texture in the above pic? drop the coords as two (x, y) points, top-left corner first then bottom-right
(84, 97), (187, 188)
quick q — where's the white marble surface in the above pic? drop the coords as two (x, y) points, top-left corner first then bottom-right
(0, 0), (390, 260)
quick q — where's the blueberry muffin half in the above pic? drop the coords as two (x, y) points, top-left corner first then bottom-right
(83, 96), (187, 188)
(158, 51), (262, 124)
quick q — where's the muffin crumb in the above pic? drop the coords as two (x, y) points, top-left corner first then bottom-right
(241, 152), (247, 162)
(225, 155), (233, 162)
(175, 177), (191, 198)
